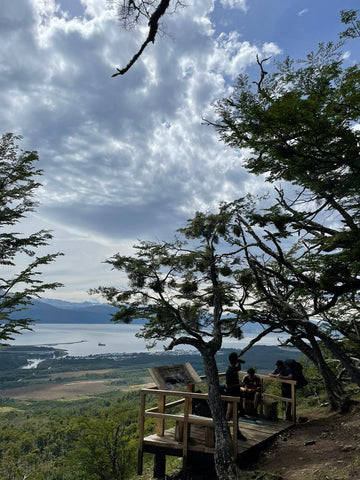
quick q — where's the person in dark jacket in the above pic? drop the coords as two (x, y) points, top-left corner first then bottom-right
(269, 360), (293, 420)
(225, 352), (247, 441)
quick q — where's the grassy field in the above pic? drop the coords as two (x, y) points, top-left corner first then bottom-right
(0, 345), (302, 402)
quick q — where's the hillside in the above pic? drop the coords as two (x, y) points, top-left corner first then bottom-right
(248, 403), (360, 480)
(165, 404), (360, 480)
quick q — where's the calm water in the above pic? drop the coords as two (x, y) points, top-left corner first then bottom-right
(10, 323), (286, 357)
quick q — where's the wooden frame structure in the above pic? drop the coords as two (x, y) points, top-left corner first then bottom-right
(138, 370), (297, 477)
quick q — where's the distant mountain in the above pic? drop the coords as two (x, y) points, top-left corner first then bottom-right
(9, 297), (265, 333)
(39, 298), (102, 309)
(10, 298), (145, 324)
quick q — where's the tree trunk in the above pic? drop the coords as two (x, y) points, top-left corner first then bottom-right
(291, 334), (346, 410)
(201, 350), (239, 480)
(285, 316), (360, 388)
(308, 322), (360, 387)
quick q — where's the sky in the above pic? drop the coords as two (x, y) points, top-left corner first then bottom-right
(1, 0), (359, 302)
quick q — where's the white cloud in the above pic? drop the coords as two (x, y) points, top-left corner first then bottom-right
(0, 0), (280, 300)
(297, 9), (309, 17)
(220, 0), (248, 12)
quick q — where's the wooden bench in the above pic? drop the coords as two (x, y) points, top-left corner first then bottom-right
(243, 396), (278, 419)
(260, 398), (278, 420)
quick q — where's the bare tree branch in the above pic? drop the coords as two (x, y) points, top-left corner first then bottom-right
(252, 54), (271, 92)
(112, 0), (170, 76)
(238, 325), (276, 358)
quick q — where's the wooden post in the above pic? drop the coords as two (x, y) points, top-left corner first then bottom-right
(156, 393), (166, 436)
(137, 391), (146, 475)
(182, 395), (191, 472)
(175, 420), (184, 442)
(232, 399), (238, 458)
(291, 382), (296, 422)
(154, 453), (166, 479)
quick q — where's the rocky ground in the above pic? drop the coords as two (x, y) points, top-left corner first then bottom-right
(165, 403), (360, 480)
(246, 402), (360, 480)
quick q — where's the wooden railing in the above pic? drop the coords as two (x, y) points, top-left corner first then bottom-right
(138, 371), (297, 474)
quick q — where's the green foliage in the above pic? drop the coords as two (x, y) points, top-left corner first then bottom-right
(92, 209), (253, 355)
(340, 9), (360, 39)
(216, 42), (360, 207)
(215, 43), (360, 300)
(208, 27), (360, 407)
(69, 406), (138, 480)
(0, 133), (63, 343)
(0, 394), (141, 480)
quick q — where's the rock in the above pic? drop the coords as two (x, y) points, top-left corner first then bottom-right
(341, 444), (355, 452)
(304, 440), (316, 446)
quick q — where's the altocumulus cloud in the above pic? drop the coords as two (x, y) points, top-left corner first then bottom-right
(0, 0), (281, 300)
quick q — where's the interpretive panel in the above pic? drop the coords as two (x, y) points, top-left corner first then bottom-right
(148, 362), (201, 390)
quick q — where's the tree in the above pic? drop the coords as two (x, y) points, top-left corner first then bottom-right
(339, 9), (360, 39)
(92, 210), (275, 480)
(220, 196), (352, 408)
(210, 37), (360, 403)
(0, 133), (62, 343)
(112, 0), (185, 77)
(72, 409), (137, 480)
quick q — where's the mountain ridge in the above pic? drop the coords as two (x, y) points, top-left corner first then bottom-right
(10, 297), (147, 324)
(10, 297), (263, 332)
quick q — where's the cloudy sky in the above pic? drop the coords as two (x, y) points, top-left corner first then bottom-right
(1, 0), (359, 302)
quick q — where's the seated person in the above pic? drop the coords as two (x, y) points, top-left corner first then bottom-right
(241, 367), (262, 414)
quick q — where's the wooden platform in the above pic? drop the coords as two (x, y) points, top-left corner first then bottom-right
(138, 369), (298, 476)
(142, 415), (293, 459)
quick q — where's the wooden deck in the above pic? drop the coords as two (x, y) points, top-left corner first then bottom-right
(138, 369), (298, 477)
(142, 415), (293, 458)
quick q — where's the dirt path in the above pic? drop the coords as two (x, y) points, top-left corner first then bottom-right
(250, 404), (360, 479)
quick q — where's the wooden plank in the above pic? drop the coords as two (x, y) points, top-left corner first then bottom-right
(143, 416), (294, 458)
(137, 391), (146, 475)
(182, 395), (191, 471)
(156, 393), (166, 436)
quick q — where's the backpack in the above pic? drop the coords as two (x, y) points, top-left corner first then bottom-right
(284, 359), (308, 389)
(192, 391), (212, 417)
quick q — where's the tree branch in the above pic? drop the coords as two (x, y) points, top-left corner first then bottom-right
(112, 0), (170, 76)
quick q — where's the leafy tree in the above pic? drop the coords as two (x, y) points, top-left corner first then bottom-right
(340, 9), (360, 39)
(214, 40), (360, 294)
(92, 211), (275, 480)
(0, 133), (62, 343)
(210, 36), (360, 403)
(71, 408), (137, 480)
